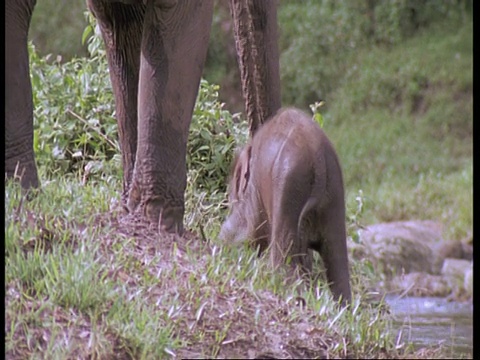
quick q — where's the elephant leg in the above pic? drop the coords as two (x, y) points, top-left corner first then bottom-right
(269, 181), (310, 272)
(229, 0), (281, 135)
(5, 0), (39, 190)
(312, 203), (352, 304)
(249, 0), (281, 119)
(127, 0), (214, 234)
(87, 0), (145, 205)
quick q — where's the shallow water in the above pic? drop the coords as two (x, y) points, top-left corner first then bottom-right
(385, 296), (473, 355)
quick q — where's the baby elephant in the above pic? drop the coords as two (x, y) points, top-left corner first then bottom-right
(220, 107), (351, 303)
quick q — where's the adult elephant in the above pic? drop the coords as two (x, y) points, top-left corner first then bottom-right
(5, 0), (281, 233)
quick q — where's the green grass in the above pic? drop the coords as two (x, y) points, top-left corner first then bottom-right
(5, 179), (179, 359)
(6, 178), (405, 359)
(325, 19), (472, 241)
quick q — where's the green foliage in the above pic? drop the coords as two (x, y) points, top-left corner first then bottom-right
(188, 80), (247, 196)
(329, 19), (472, 240)
(29, 12), (114, 182)
(30, 39), (119, 181)
(185, 81), (248, 234)
(310, 100), (326, 128)
(29, 0), (89, 60)
(278, 0), (472, 108)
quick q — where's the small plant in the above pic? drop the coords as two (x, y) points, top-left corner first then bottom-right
(310, 100), (326, 128)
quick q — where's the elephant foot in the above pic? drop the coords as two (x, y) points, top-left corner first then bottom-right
(146, 199), (184, 234)
(127, 183), (184, 235)
(5, 156), (40, 190)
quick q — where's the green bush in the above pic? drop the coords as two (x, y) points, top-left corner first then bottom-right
(189, 81), (247, 195)
(30, 40), (118, 180)
(30, 19), (246, 196)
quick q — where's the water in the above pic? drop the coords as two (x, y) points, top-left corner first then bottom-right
(385, 296), (473, 355)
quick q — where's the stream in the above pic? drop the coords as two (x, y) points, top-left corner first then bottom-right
(385, 296), (473, 355)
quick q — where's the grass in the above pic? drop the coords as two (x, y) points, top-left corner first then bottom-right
(6, 178), (178, 358)
(5, 173), (471, 358)
(324, 20), (472, 241)
(6, 177), (403, 359)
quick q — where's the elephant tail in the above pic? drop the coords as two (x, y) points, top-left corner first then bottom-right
(230, 0), (267, 136)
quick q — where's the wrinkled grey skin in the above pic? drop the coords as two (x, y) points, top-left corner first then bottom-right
(220, 108), (351, 303)
(5, 0), (280, 234)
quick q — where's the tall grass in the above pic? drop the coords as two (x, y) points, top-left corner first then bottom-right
(323, 20), (472, 241)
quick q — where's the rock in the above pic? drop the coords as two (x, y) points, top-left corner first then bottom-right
(433, 240), (474, 272)
(441, 258), (473, 299)
(350, 220), (473, 299)
(464, 266), (473, 297)
(353, 220), (443, 277)
(441, 258), (472, 281)
(387, 272), (451, 297)
(441, 258), (472, 277)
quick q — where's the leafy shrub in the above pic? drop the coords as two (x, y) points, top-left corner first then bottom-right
(30, 17), (246, 196)
(30, 40), (119, 181)
(189, 81), (247, 195)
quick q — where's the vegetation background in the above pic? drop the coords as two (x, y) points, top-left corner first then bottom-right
(28, 0), (472, 241)
(5, 0), (472, 358)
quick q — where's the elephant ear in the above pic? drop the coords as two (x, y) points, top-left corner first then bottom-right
(232, 144), (252, 199)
